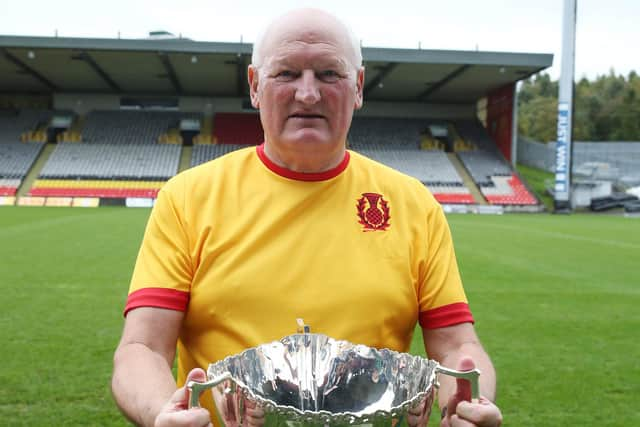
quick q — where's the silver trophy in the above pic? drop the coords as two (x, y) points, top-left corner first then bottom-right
(188, 322), (479, 426)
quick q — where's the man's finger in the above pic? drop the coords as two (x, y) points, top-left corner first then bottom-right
(185, 367), (207, 386)
(173, 368), (207, 407)
(455, 399), (502, 426)
(454, 357), (475, 402)
(449, 414), (476, 427)
(444, 356), (476, 425)
(156, 408), (212, 427)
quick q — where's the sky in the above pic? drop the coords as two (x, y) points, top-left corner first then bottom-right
(1, 0), (638, 81)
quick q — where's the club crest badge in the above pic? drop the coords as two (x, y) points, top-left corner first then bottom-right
(356, 192), (391, 231)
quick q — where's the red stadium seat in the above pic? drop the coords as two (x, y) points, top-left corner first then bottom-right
(29, 187), (160, 198)
(213, 113), (263, 145)
(484, 174), (538, 205)
(0, 186), (18, 196)
(433, 193), (476, 204)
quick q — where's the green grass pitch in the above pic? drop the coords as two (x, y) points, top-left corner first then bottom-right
(1, 206), (638, 426)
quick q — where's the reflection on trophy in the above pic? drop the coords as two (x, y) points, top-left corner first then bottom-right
(189, 321), (480, 426)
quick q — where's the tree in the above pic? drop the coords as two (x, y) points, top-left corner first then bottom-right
(518, 71), (640, 142)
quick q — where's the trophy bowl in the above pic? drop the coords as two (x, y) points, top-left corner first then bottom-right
(188, 331), (479, 426)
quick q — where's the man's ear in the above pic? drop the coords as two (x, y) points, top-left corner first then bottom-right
(354, 66), (365, 110)
(248, 65), (260, 109)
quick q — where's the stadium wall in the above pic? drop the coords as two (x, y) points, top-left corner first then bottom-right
(357, 101), (475, 119)
(54, 94), (120, 114)
(518, 138), (640, 178)
(486, 83), (516, 162)
(52, 93), (476, 119)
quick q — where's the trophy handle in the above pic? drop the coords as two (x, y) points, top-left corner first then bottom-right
(187, 372), (233, 408)
(435, 366), (481, 402)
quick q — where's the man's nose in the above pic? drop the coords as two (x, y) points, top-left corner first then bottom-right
(294, 70), (321, 104)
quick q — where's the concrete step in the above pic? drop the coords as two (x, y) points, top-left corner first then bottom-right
(17, 143), (56, 197)
(447, 152), (487, 205)
(178, 145), (192, 173)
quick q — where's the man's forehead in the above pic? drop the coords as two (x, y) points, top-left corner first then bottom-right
(268, 41), (349, 66)
(278, 25), (342, 45)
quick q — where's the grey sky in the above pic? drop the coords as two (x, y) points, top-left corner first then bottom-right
(1, 0), (637, 80)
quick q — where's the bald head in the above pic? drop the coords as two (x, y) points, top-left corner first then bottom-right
(251, 8), (362, 72)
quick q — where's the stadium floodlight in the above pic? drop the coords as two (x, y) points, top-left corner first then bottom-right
(554, 0), (577, 213)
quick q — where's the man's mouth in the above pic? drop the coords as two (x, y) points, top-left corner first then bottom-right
(289, 113), (325, 119)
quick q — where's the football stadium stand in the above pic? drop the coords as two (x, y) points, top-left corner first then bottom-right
(28, 179), (165, 198)
(0, 32), (554, 208)
(39, 143), (180, 179)
(456, 122), (537, 205)
(0, 109), (52, 143)
(186, 117), (535, 206)
(454, 120), (504, 153)
(0, 142), (44, 195)
(29, 143), (180, 198)
(348, 117), (424, 150)
(0, 109), (540, 206)
(191, 143), (251, 168)
(356, 148), (475, 204)
(78, 110), (199, 145)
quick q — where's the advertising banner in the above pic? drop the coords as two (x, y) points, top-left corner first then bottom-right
(72, 197), (100, 208)
(45, 197), (73, 207)
(17, 197), (46, 207)
(554, 102), (571, 202)
(125, 197), (154, 208)
(0, 196), (16, 206)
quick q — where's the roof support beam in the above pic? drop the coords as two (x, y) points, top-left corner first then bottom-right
(363, 62), (397, 97)
(417, 64), (471, 101)
(236, 54), (246, 97)
(75, 51), (121, 92)
(3, 48), (57, 90)
(158, 52), (182, 94)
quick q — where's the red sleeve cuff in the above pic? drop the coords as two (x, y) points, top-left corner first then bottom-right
(419, 302), (474, 329)
(124, 287), (190, 316)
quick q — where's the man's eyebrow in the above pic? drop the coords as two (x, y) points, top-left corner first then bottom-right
(270, 56), (348, 69)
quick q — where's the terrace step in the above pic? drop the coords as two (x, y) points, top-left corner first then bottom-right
(178, 145), (192, 173)
(447, 152), (487, 205)
(17, 143), (55, 198)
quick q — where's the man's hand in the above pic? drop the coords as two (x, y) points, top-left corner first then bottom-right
(405, 395), (432, 427)
(154, 368), (212, 427)
(440, 357), (502, 427)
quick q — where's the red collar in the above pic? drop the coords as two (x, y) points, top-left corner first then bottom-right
(256, 143), (349, 182)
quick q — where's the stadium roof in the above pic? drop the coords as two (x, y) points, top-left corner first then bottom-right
(0, 35), (553, 104)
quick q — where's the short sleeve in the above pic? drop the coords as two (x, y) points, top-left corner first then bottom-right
(124, 177), (192, 315)
(417, 204), (474, 329)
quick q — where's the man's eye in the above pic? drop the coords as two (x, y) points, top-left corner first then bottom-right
(275, 70), (297, 81)
(318, 70), (340, 82)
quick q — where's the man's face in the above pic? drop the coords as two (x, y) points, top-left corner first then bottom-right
(249, 26), (364, 164)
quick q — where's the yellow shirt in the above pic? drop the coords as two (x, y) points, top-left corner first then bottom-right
(125, 144), (472, 419)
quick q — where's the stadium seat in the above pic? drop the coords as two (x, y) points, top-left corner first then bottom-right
(213, 113), (263, 145)
(29, 179), (164, 199)
(39, 143), (181, 180)
(481, 174), (538, 205)
(0, 142), (45, 195)
(191, 144), (250, 167)
(432, 193), (475, 204)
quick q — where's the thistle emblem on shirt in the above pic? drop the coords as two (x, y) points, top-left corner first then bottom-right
(356, 193), (390, 231)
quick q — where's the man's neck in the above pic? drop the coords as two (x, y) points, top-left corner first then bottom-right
(262, 142), (346, 174)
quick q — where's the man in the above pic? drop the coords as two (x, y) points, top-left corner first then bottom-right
(112, 8), (502, 427)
